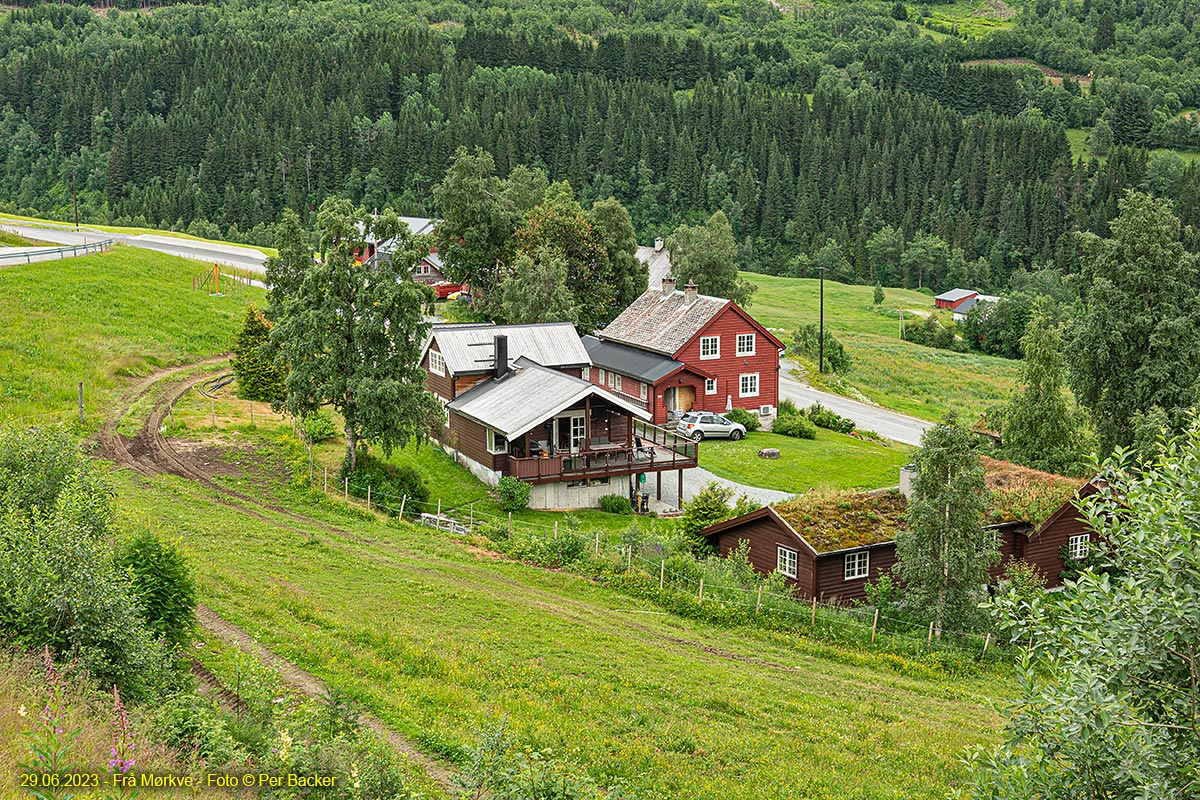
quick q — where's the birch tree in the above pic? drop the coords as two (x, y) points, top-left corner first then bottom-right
(896, 419), (995, 636)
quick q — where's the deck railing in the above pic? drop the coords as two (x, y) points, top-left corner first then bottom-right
(507, 422), (698, 484)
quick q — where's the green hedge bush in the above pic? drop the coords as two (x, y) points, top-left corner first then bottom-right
(496, 475), (532, 512)
(773, 413), (818, 439)
(724, 407), (761, 431)
(598, 493), (633, 514)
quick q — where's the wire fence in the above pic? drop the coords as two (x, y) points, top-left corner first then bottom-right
(317, 470), (1004, 661)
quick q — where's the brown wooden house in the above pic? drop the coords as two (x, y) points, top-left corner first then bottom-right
(421, 323), (700, 510)
(701, 459), (1092, 603)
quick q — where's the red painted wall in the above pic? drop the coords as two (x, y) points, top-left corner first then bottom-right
(713, 521), (817, 597)
(813, 544), (898, 604)
(671, 305), (780, 415)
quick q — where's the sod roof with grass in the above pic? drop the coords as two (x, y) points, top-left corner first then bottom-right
(769, 459), (1083, 553)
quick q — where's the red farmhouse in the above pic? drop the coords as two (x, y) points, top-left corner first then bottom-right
(933, 288), (979, 311)
(583, 278), (785, 425)
(700, 459), (1093, 604)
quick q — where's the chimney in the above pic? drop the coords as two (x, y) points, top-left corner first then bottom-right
(683, 282), (698, 306)
(654, 236), (664, 252)
(899, 464), (916, 500)
(661, 275), (676, 295)
(493, 334), (509, 380)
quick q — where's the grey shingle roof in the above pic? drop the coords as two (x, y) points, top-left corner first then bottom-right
(428, 322), (591, 376)
(934, 288), (978, 302)
(447, 358), (650, 438)
(636, 245), (672, 289)
(597, 288), (729, 356)
(581, 335), (686, 384)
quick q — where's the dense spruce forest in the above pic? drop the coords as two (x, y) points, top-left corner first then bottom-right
(1, 0), (1198, 290)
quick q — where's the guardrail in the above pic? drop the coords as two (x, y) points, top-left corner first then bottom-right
(0, 239), (114, 263)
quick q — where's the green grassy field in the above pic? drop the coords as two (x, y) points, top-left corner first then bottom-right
(745, 273), (1021, 422)
(0, 212), (280, 257)
(918, 1), (1016, 38)
(1066, 127), (1200, 164)
(113, 467), (1007, 799)
(0, 229), (47, 246)
(701, 430), (913, 494)
(0, 245), (262, 424)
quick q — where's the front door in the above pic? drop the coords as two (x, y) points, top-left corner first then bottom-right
(677, 385), (696, 413)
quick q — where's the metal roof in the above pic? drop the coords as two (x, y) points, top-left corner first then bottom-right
(447, 358), (650, 439)
(427, 322), (591, 375)
(581, 335), (687, 384)
(397, 216), (438, 236)
(598, 287), (729, 356)
(954, 297), (979, 315)
(934, 288), (977, 302)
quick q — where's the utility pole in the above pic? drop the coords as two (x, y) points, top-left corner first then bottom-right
(71, 169), (79, 232)
(818, 264), (826, 374)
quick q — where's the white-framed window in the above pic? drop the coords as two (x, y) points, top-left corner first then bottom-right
(844, 551), (869, 580)
(487, 429), (508, 455)
(739, 373), (759, 398)
(705, 378), (717, 395)
(428, 350), (446, 376)
(699, 336), (720, 359)
(582, 366), (590, 381)
(639, 382), (648, 401)
(736, 333), (756, 356)
(599, 368), (606, 385)
(614, 374), (623, 393)
(1068, 533), (1090, 561)
(777, 546), (798, 579)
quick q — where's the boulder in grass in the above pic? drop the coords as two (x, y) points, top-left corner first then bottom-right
(758, 448), (781, 459)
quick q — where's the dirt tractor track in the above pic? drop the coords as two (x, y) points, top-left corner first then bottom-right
(95, 359), (456, 791)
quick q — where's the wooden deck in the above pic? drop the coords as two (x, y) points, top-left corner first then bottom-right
(507, 421), (697, 484)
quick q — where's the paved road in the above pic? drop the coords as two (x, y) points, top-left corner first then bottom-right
(778, 368), (931, 447)
(0, 221), (268, 273)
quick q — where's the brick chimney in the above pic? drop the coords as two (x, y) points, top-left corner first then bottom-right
(493, 334), (509, 379)
(683, 282), (698, 306)
(654, 236), (664, 252)
(661, 275), (676, 295)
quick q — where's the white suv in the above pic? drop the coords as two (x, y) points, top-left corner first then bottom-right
(675, 411), (746, 441)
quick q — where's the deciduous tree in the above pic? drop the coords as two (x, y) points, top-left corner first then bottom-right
(895, 419), (994, 636)
(667, 211), (754, 306)
(266, 200), (440, 470)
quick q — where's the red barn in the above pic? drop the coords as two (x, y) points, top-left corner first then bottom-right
(933, 288), (979, 310)
(584, 278), (785, 425)
(701, 460), (1092, 603)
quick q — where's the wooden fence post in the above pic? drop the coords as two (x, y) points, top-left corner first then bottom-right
(756, 585), (763, 613)
(249, 401), (253, 426)
(399, 495), (407, 518)
(507, 512), (512, 535)
(927, 621), (934, 646)
(982, 632), (991, 657)
(871, 608), (879, 643)
(77, 381), (84, 423)
(811, 597), (817, 626)
(697, 577), (704, 604)
(437, 499), (442, 516)
(366, 485), (371, 510)
(553, 521), (558, 539)
(594, 530), (600, 556)
(344, 477), (348, 500)
(323, 467), (328, 493)
(659, 560), (665, 590)
(627, 546), (632, 572)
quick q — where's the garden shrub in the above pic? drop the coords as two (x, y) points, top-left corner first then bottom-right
(504, 531), (589, 568)
(598, 493), (633, 514)
(299, 410), (338, 442)
(724, 407), (761, 431)
(339, 455), (430, 512)
(773, 413), (818, 439)
(496, 475), (532, 512)
(807, 403), (856, 434)
(116, 531), (197, 650)
(778, 398), (801, 417)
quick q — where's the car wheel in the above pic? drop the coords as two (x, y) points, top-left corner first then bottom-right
(729, 429), (743, 441)
(692, 431), (705, 441)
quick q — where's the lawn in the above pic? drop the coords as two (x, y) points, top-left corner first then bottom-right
(700, 429), (913, 494)
(0, 246), (262, 425)
(744, 273), (1022, 422)
(113, 467), (1007, 800)
(0, 229), (48, 246)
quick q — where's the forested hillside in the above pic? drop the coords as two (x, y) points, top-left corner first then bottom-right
(1, 0), (1198, 289)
